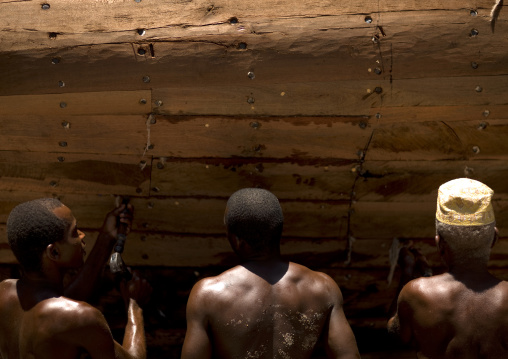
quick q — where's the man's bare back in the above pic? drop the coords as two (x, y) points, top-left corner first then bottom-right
(391, 273), (508, 359)
(182, 188), (359, 359)
(0, 279), (114, 359)
(183, 260), (359, 359)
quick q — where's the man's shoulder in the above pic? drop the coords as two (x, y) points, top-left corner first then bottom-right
(399, 274), (461, 310)
(0, 279), (19, 304)
(37, 296), (106, 329)
(288, 262), (337, 283)
(190, 266), (243, 296)
(286, 262), (341, 299)
(0, 278), (17, 290)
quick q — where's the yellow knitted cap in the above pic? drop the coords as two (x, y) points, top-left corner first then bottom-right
(436, 178), (495, 226)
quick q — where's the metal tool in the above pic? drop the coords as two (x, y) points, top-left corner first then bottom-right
(109, 197), (132, 280)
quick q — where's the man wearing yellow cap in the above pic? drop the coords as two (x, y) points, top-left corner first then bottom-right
(388, 178), (508, 358)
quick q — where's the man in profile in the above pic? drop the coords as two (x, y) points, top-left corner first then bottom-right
(388, 178), (508, 358)
(182, 188), (360, 359)
(0, 198), (151, 359)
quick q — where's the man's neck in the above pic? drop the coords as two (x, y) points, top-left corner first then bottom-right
(20, 271), (64, 296)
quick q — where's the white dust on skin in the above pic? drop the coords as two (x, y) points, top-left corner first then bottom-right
(274, 310), (323, 350)
(245, 345), (267, 359)
(225, 313), (252, 328)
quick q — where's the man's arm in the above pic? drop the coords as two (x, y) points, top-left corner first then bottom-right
(64, 272), (150, 359)
(323, 276), (360, 359)
(181, 280), (213, 359)
(65, 204), (133, 301)
(387, 283), (414, 345)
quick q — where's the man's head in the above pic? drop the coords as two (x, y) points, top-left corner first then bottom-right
(435, 178), (497, 262)
(225, 188), (284, 253)
(7, 198), (70, 272)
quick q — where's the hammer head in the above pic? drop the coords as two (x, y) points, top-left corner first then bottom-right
(109, 252), (132, 280)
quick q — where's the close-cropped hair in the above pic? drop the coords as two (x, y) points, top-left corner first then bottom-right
(436, 220), (496, 262)
(225, 188), (284, 251)
(7, 198), (68, 272)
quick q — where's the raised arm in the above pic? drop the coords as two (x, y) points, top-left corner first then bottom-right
(72, 272), (150, 359)
(387, 283), (415, 345)
(324, 276), (360, 359)
(181, 280), (213, 359)
(65, 203), (133, 301)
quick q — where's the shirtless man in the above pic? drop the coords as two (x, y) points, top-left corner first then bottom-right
(182, 188), (360, 359)
(0, 198), (151, 359)
(388, 178), (508, 358)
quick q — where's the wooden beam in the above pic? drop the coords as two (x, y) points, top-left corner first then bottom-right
(151, 160), (356, 200)
(0, 91), (151, 116)
(355, 160), (508, 202)
(0, 151), (151, 196)
(367, 119), (508, 161)
(147, 115), (373, 159)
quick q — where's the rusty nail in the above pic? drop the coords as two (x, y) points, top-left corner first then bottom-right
(477, 122), (487, 130)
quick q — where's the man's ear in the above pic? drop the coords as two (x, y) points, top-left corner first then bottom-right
(45, 243), (60, 261)
(492, 227), (499, 248)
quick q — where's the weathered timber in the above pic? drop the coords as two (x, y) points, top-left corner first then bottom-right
(150, 160), (356, 200)
(369, 105), (508, 124)
(0, 152), (151, 196)
(355, 160), (508, 202)
(366, 119), (508, 161)
(0, 115), (150, 154)
(149, 115), (372, 158)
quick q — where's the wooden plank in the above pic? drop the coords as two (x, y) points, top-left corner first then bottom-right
(0, 115), (151, 154)
(378, 75), (508, 108)
(367, 119), (508, 161)
(355, 160), (508, 202)
(0, 91), (151, 116)
(149, 115), (372, 159)
(152, 81), (385, 116)
(0, 152), (151, 196)
(150, 74), (507, 116)
(151, 160), (356, 200)
(0, 114), (371, 159)
(1, 6), (506, 96)
(369, 105), (508, 124)
(0, 0), (502, 52)
(351, 201), (508, 238)
(2, 16), (507, 97)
